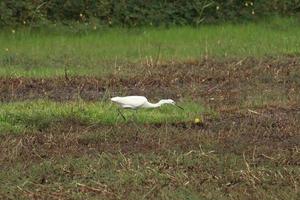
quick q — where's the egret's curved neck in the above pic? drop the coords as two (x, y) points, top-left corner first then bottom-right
(143, 101), (165, 108)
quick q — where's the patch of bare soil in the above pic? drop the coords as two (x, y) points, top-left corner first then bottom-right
(0, 56), (299, 109)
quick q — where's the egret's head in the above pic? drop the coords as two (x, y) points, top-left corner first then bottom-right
(159, 99), (184, 110)
(159, 99), (175, 105)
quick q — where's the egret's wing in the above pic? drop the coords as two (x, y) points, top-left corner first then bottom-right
(118, 96), (147, 107)
(111, 96), (147, 108)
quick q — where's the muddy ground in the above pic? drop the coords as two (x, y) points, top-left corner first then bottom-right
(1, 56), (300, 164)
(1, 106), (299, 164)
(1, 57), (299, 107)
(0, 57), (299, 199)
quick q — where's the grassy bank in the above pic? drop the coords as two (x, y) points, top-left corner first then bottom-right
(1, 17), (300, 77)
(2, 150), (298, 200)
(1, 106), (299, 200)
(0, 100), (206, 134)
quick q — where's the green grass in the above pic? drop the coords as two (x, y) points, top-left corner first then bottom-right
(0, 100), (206, 134)
(1, 144), (298, 199)
(1, 17), (300, 77)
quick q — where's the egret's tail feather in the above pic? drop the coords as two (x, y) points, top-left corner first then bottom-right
(111, 97), (120, 102)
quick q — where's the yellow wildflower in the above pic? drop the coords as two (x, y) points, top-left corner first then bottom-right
(194, 118), (202, 124)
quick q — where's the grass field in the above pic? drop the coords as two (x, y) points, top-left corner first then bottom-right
(0, 17), (300, 199)
(1, 17), (300, 77)
(0, 100), (205, 134)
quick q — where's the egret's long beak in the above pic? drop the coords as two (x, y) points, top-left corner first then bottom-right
(174, 104), (184, 110)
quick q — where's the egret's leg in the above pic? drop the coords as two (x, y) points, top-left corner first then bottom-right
(117, 108), (126, 120)
(133, 109), (138, 121)
(127, 109), (138, 121)
(131, 109), (142, 141)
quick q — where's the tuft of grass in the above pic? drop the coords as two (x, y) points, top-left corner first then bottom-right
(1, 17), (300, 77)
(0, 100), (206, 134)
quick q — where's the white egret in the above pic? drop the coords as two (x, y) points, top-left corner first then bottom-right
(111, 96), (183, 120)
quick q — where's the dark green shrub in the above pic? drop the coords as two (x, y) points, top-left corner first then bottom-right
(0, 0), (299, 27)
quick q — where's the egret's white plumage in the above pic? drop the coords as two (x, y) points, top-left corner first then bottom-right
(111, 96), (183, 110)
